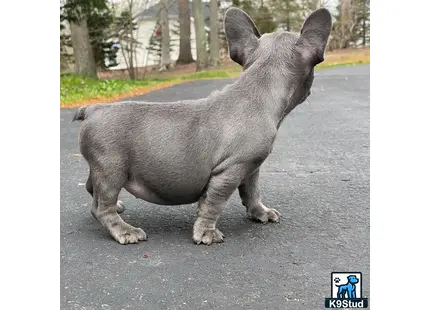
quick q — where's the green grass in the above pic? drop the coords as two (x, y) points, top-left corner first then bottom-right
(316, 59), (370, 69)
(61, 74), (151, 104)
(61, 57), (369, 106)
(60, 71), (231, 106)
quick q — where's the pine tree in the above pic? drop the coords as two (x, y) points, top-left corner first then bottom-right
(60, 0), (120, 73)
(146, 21), (177, 66)
(268, 0), (302, 32)
(329, 0), (370, 49)
(61, 0), (108, 78)
(354, 0), (370, 46)
(231, 1), (277, 34)
(114, 9), (140, 79)
(253, 3), (277, 34)
(87, 7), (119, 69)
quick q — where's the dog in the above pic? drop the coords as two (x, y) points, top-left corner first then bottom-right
(72, 7), (332, 245)
(336, 275), (359, 298)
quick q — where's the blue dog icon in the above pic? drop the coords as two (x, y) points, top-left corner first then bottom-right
(336, 275), (359, 298)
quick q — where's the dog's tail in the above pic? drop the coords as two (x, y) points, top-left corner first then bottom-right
(72, 106), (88, 122)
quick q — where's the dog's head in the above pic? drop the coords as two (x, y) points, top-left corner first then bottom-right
(347, 275), (359, 284)
(224, 7), (332, 109)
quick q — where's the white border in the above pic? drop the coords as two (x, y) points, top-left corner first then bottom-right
(1, 1), (58, 309)
(2, 1), (430, 309)
(371, 1), (430, 308)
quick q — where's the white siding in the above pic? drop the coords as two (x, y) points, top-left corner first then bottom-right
(112, 19), (198, 70)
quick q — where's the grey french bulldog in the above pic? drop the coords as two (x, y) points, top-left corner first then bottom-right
(72, 7), (332, 245)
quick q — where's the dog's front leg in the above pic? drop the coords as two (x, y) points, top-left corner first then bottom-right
(238, 169), (281, 223)
(193, 169), (241, 245)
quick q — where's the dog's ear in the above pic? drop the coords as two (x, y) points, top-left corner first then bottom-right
(224, 7), (261, 66)
(296, 8), (332, 66)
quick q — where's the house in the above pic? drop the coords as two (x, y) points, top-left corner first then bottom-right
(60, 1), (231, 73)
(112, 0), (214, 70)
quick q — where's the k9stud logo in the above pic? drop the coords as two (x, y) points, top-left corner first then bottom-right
(325, 272), (368, 308)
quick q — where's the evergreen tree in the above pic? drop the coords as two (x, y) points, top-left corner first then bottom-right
(269, 0), (302, 32)
(146, 21), (177, 65)
(231, 1), (277, 34)
(354, 0), (370, 46)
(329, 0), (370, 49)
(60, 0), (120, 72)
(60, 0), (107, 77)
(114, 9), (140, 79)
(253, 3), (277, 34)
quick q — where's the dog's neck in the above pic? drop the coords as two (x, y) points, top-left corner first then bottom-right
(235, 63), (298, 129)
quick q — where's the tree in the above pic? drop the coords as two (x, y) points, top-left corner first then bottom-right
(177, 0), (194, 64)
(208, 0), (220, 67)
(299, 0), (326, 23)
(61, 1), (120, 72)
(159, 0), (171, 71)
(253, 2), (277, 34)
(114, 1), (140, 79)
(232, 0), (277, 34)
(339, 0), (353, 48)
(60, 23), (74, 72)
(329, 0), (370, 49)
(70, 20), (97, 77)
(355, 0), (370, 46)
(192, 0), (208, 70)
(146, 21), (176, 66)
(61, 0), (107, 78)
(267, 0), (302, 32)
(87, 7), (119, 70)
(233, 0), (253, 13)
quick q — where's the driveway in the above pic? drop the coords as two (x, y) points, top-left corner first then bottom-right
(60, 64), (370, 309)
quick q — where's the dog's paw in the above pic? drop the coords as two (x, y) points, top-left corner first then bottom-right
(193, 228), (225, 245)
(116, 200), (125, 214)
(248, 206), (281, 224)
(112, 226), (147, 245)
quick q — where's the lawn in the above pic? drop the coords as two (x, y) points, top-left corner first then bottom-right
(60, 47), (369, 107)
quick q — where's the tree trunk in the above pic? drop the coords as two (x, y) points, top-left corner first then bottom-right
(177, 0), (194, 64)
(192, 0), (208, 71)
(128, 41), (136, 79)
(70, 18), (97, 78)
(160, 0), (171, 71)
(209, 0), (219, 67)
(340, 0), (352, 49)
(362, 17), (366, 46)
(362, 0), (366, 46)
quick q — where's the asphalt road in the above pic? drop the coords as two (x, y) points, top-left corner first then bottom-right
(60, 65), (370, 310)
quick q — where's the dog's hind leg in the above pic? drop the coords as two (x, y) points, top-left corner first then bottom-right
(86, 169), (99, 219)
(91, 166), (146, 245)
(86, 168), (125, 214)
(238, 169), (281, 223)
